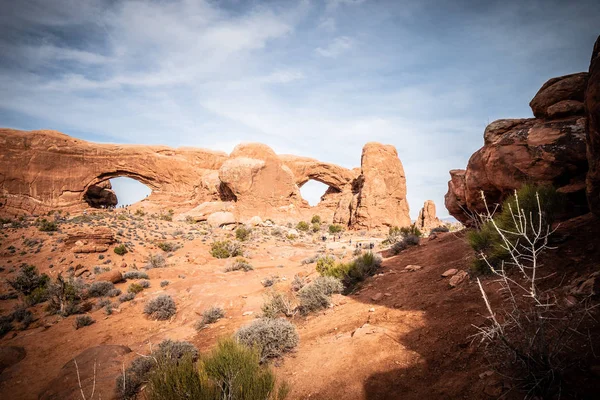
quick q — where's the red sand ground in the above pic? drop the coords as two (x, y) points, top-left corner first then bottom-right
(0, 212), (599, 399)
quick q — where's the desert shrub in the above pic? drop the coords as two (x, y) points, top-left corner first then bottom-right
(128, 283), (144, 294)
(38, 219), (57, 232)
(210, 240), (243, 259)
(119, 292), (135, 302)
(316, 252), (382, 290)
(297, 276), (343, 314)
(25, 286), (49, 306)
(117, 339), (199, 399)
(469, 184), (563, 274)
(311, 222), (320, 232)
(139, 279), (151, 289)
(311, 215), (321, 224)
(270, 227), (283, 237)
(261, 275), (279, 287)
(12, 306), (33, 328)
(0, 319), (13, 338)
(196, 306), (225, 330)
(473, 188), (590, 397)
(88, 281), (115, 297)
(430, 225), (449, 234)
(160, 280), (170, 287)
(123, 270), (149, 280)
(157, 242), (175, 252)
(145, 339), (288, 400)
(400, 224), (422, 237)
(328, 224), (343, 234)
(235, 318), (299, 361)
(301, 254), (319, 265)
(296, 221), (309, 232)
(145, 253), (166, 269)
(46, 274), (86, 316)
(261, 291), (295, 318)
(107, 288), (122, 297)
(286, 233), (297, 240)
(74, 315), (94, 329)
(144, 295), (176, 320)
(7, 264), (50, 296)
(390, 234), (420, 255)
(224, 257), (253, 272)
(235, 226), (252, 241)
(134, 209), (146, 216)
(291, 275), (306, 292)
(114, 244), (128, 256)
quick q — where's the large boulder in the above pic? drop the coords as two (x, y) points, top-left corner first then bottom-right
(207, 211), (236, 228)
(39, 345), (131, 400)
(586, 35), (600, 217)
(351, 143), (411, 229)
(530, 72), (588, 119)
(416, 200), (442, 232)
(445, 116), (588, 225)
(0, 346), (26, 375)
(82, 181), (117, 208)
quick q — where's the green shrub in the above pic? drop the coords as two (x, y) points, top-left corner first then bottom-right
(74, 315), (94, 329)
(316, 252), (382, 290)
(38, 219), (57, 232)
(297, 276), (343, 314)
(114, 244), (128, 256)
(144, 295), (176, 320)
(390, 234), (420, 255)
(235, 226), (252, 241)
(469, 184), (563, 274)
(160, 280), (170, 287)
(46, 274), (86, 316)
(88, 281), (115, 297)
(210, 240), (243, 259)
(311, 215), (321, 224)
(235, 318), (299, 361)
(196, 306), (225, 330)
(430, 225), (449, 234)
(311, 222), (320, 232)
(224, 257), (253, 272)
(296, 221), (309, 232)
(328, 224), (343, 234)
(157, 242), (176, 252)
(400, 224), (422, 237)
(146, 339), (288, 400)
(128, 283), (144, 294)
(7, 265), (50, 296)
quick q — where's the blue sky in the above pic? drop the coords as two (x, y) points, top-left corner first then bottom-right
(1, 0), (599, 217)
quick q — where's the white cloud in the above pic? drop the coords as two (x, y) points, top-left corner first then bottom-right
(315, 36), (353, 57)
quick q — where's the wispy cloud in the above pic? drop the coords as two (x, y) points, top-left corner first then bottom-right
(315, 36), (354, 58)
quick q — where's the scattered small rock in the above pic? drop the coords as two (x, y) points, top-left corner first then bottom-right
(449, 270), (469, 287)
(371, 293), (383, 301)
(441, 268), (458, 277)
(405, 265), (423, 272)
(242, 311), (254, 316)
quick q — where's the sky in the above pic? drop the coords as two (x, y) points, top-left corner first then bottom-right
(1, 0), (599, 217)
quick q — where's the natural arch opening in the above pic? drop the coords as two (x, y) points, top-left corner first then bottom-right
(83, 177), (152, 208)
(299, 179), (330, 206)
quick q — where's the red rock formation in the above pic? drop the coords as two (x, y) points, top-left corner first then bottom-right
(530, 72), (588, 119)
(351, 143), (411, 229)
(586, 35), (600, 217)
(0, 129), (410, 229)
(446, 77), (590, 225)
(416, 200), (442, 232)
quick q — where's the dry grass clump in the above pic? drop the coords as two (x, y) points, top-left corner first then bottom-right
(144, 295), (176, 320)
(235, 318), (299, 361)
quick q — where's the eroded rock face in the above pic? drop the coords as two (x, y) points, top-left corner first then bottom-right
(416, 200), (442, 232)
(351, 143), (411, 229)
(530, 72), (588, 119)
(446, 85), (589, 225)
(0, 129), (228, 215)
(586, 35), (600, 217)
(39, 345), (131, 400)
(0, 130), (410, 229)
(218, 143), (302, 218)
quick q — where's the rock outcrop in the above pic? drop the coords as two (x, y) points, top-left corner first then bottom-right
(530, 73), (588, 119)
(350, 143), (411, 229)
(39, 345), (131, 400)
(416, 200), (442, 232)
(586, 35), (600, 217)
(446, 77), (589, 225)
(0, 129), (410, 229)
